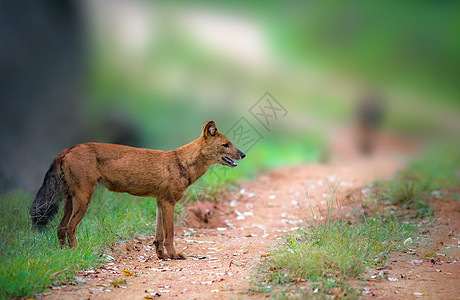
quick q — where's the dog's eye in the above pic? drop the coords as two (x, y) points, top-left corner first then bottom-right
(222, 143), (230, 148)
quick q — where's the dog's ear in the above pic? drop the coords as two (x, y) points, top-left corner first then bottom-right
(202, 120), (216, 137)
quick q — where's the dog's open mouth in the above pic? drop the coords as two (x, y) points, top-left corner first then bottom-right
(222, 157), (237, 167)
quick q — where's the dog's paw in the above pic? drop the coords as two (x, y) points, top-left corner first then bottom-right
(176, 252), (186, 260)
(156, 250), (168, 260)
(169, 252), (186, 260)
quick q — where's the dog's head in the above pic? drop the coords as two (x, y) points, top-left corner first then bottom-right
(200, 120), (245, 168)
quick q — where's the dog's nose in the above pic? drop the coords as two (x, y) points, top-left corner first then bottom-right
(240, 151), (246, 159)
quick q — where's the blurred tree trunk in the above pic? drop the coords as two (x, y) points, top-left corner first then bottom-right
(0, 0), (83, 194)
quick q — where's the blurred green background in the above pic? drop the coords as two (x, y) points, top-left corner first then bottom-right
(1, 0), (459, 193)
(85, 0), (460, 184)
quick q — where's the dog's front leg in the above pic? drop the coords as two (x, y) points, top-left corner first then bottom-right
(160, 200), (185, 260)
(153, 203), (167, 259)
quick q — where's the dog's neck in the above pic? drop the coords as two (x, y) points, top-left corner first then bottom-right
(173, 138), (214, 186)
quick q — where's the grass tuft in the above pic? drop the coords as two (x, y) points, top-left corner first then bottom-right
(254, 217), (415, 298)
(375, 142), (460, 218)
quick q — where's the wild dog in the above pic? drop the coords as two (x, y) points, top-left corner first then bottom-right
(29, 121), (245, 259)
(356, 91), (384, 155)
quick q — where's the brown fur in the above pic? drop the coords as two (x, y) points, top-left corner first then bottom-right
(29, 121), (245, 259)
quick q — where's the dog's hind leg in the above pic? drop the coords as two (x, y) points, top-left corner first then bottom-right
(57, 195), (73, 247)
(66, 189), (93, 248)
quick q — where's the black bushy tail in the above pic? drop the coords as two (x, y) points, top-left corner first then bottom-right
(29, 162), (64, 228)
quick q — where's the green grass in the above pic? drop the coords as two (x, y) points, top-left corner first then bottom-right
(254, 217), (415, 299)
(375, 142), (460, 218)
(0, 188), (158, 299)
(398, 142), (460, 191)
(377, 181), (434, 218)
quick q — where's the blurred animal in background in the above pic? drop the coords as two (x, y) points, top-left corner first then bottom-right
(355, 91), (385, 155)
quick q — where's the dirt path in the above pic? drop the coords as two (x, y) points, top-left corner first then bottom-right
(41, 153), (404, 300)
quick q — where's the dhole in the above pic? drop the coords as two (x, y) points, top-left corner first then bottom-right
(29, 121), (245, 259)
